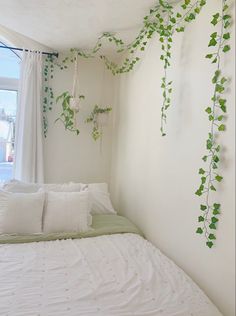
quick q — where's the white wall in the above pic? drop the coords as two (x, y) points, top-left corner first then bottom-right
(110, 2), (235, 316)
(44, 56), (115, 184)
(0, 24), (52, 51)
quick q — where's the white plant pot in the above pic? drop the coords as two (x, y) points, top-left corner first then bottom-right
(97, 112), (109, 127)
(69, 97), (81, 112)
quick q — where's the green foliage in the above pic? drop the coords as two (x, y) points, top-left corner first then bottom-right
(55, 91), (85, 135)
(41, 0), (232, 249)
(52, 0), (207, 137)
(43, 55), (55, 137)
(86, 105), (112, 140)
(196, 0), (231, 248)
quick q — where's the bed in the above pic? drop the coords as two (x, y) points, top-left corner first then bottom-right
(0, 214), (222, 316)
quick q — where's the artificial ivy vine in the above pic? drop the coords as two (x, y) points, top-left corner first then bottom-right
(42, 55), (55, 137)
(100, 0), (207, 136)
(41, 0), (232, 248)
(195, 0), (231, 248)
(46, 0), (207, 137)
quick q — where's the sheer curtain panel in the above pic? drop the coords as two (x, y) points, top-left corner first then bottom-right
(14, 51), (44, 183)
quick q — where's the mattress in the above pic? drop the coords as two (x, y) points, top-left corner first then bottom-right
(0, 216), (222, 316)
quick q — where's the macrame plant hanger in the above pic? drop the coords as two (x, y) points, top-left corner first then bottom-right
(69, 52), (80, 128)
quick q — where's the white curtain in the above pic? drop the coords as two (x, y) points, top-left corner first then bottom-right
(14, 50), (44, 183)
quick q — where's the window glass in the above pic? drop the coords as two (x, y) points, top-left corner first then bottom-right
(0, 44), (20, 182)
(0, 43), (20, 78)
(0, 90), (17, 182)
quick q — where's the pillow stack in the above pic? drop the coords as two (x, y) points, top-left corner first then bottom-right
(0, 180), (116, 235)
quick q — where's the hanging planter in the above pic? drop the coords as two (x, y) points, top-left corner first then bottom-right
(55, 53), (84, 134)
(86, 105), (112, 141)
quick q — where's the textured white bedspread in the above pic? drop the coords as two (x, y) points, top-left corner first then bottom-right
(0, 233), (222, 316)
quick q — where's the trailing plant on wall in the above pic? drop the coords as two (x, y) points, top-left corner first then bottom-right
(42, 0), (232, 248)
(86, 105), (112, 141)
(47, 0), (207, 137)
(42, 55), (55, 137)
(195, 0), (231, 248)
(55, 91), (85, 135)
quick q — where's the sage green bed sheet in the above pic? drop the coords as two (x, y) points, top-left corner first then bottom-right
(0, 214), (143, 244)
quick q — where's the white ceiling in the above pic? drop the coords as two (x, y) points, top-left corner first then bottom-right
(0, 0), (179, 53)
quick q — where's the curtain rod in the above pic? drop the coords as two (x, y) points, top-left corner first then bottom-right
(0, 45), (58, 58)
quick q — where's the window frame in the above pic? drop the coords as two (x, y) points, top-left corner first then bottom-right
(0, 77), (19, 91)
(0, 47), (20, 183)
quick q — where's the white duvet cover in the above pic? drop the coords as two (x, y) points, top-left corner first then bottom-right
(0, 233), (222, 316)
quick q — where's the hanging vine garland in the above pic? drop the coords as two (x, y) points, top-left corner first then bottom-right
(44, 0), (207, 138)
(41, 0), (233, 248)
(99, 0), (207, 136)
(42, 55), (55, 137)
(195, 0), (232, 248)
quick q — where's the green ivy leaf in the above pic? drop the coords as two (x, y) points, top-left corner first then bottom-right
(201, 177), (206, 184)
(220, 104), (227, 113)
(211, 216), (219, 223)
(213, 155), (219, 163)
(211, 13), (220, 26)
(196, 227), (203, 234)
(209, 223), (217, 229)
(205, 107), (212, 114)
(217, 115), (224, 121)
(202, 155), (208, 162)
(205, 54), (213, 59)
(208, 38), (217, 47)
(213, 209), (220, 215)
(213, 203), (220, 210)
(221, 77), (227, 84)
(216, 84), (224, 93)
(223, 4), (229, 11)
(206, 241), (214, 248)
(223, 32), (230, 40)
(218, 124), (226, 131)
(200, 204), (207, 211)
(198, 216), (205, 222)
(215, 175), (223, 182)
(195, 190), (202, 196)
(223, 45), (231, 52)
(199, 168), (205, 174)
(223, 14), (231, 20)
(210, 185), (216, 191)
(212, 163), (218, 169)
(209, 233), (216, 240)
(206, 139), (213, 150)
(212, 57), (218, 64)
(211, 32), (218, 38)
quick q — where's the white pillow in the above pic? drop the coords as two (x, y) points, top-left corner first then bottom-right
(3, 179), (39, 193)
(82, 183), (116, 215)
(43, 191), (90, 233)
(4, 180), (83, 193)
(42, 182), (82, 192)
(0, 190), (45, 234)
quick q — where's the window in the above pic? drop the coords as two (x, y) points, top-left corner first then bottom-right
(0, 42), (20, 182)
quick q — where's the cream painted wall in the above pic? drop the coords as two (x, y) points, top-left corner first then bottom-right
(44, 56), (114, 184)
(110, 2), (235, 316)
